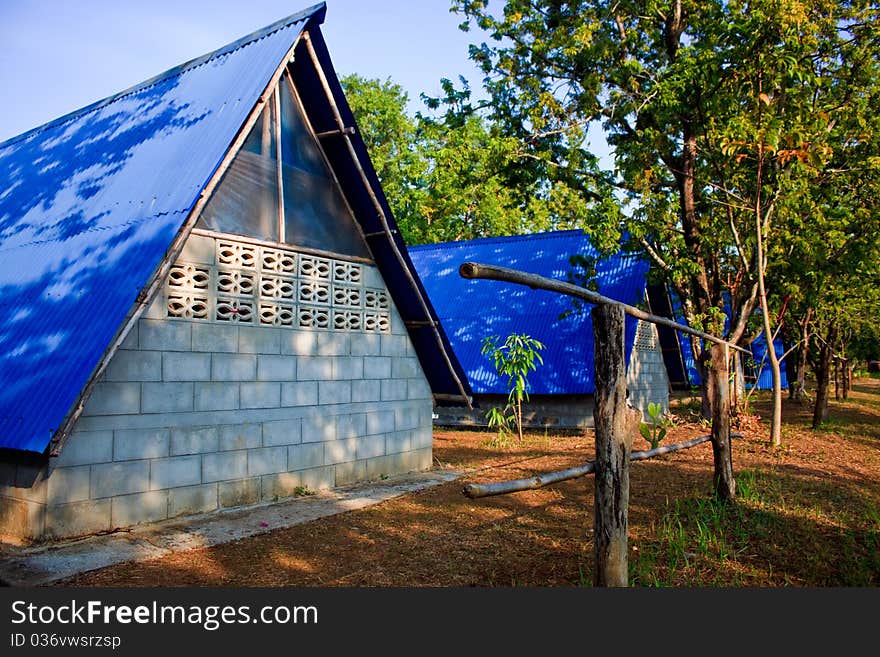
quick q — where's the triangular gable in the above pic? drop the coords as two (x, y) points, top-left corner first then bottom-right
(0, 3), (470, 454)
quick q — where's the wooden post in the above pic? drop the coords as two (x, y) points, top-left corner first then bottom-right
(591, 304), (639, 587)
(710, 342), (736, 499)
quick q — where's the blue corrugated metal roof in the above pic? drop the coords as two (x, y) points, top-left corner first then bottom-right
(669, 292), (789, 391)
(408, 231), (650, 395)
(749, 335), (789, 391)
(0, 4), (326, 452)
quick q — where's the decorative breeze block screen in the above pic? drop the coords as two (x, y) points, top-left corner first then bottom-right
(633, 320), (659, 351)
(166, 237), (391, 333)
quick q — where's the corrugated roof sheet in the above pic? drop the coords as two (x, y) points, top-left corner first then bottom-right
(669, 293), (788, 391)
(0, 5), (326, 452)
(408, 231), (650, 395)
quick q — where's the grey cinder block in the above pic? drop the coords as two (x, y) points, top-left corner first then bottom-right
(407, 378), (432, 401)
(335, 460), (367, 486)
(90, 461), (151, 499)
(381, 334), (407, 357)
(287, 443), (324, 471)
(218, 478), (261, 508)
(351, 380), (380, 403)
(44, 499), (111, 539)
(323, 438), (357, 465)
(150, 455), (202, 490)
(194, 382), (239, 411)
(299, 465), (335, 491)
(351, 333), (381, 356)
(240, 382), (281, 409)
(394, 406), (420, 432)
(46, 465), (91, 505)
(386, 431), (412, 455)
(192, 323), (239, 353)
(366, 411), (395, 435)
(336, 413), (366, 441)
(262, 419), (302, 447)
(332, 356), (363, 380)
(257, 355), (297, 381)
(51, 430), (113, 467)
(178, 233), (214, 264)
(202, 451), (247, 483)
(357, 434), (386, 460)
(114, 427), (170, 461)
(301, 415), (336, 443)
(411, 425), (433, 450)
(363, 356), (391, 380)
(212, 354), (257, 381)
(142, 382), (194, 413)
(281, 381), (318, 407)
(296, 357), (332, 381)
(162, 352), (211, 381)
(103, 350), (162, 382)
(139, 319), (191, 351)
(247, 446), (288, 477)
(218, 423), (262, 451)
(315, 332), (350, 356)
(318, 380), (351, 405)
(381, 379), (408, 402)
(169, 483), (218, 517)
(261, 472), (302, 501)
(239, 326), (281, 354)
(392, 357), (421, 379)
(82, 382), (141, 416)
(171, 426), (219, 456)
(111, 490), (168, 527)
(119, 324), (138, 351)
(364, 454), (395, 481)
(281, 331), (317, 356)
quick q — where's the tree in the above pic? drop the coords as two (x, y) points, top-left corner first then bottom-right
(340, 75), (427, 240)
(343, 74), (571, 244)
(481, 333), (545, 442)
(452, 0), (880, 497)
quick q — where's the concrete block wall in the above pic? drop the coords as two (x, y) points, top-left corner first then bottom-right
(4, 232), (434, 543)
(626, 319), (671, 415)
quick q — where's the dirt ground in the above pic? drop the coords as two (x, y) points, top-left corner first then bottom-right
(58, 378), (880, 587)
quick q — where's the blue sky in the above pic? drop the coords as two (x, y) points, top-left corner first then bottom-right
(0, 0), (487, 142)
(0, 0), (611, 164)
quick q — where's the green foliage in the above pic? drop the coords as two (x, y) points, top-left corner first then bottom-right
(480, 333), (545, 442)
(638, 402), (669, 450)
(452, 0), (880, 400)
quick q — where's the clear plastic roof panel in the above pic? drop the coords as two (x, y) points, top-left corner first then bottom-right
(196, 98), (280, 241)
(279, 74), (370, 258)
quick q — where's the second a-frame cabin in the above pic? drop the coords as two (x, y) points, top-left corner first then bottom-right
(0, 3), (470, 543)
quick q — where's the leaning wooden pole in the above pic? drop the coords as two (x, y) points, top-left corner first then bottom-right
(592, 304), (640, 587)
(462, 434), (740, 499)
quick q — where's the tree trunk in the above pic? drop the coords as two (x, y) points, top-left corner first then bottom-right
(699, 352), (713, 420)
(709, 343), (736, 500)
(795, 311), (811, 401)
(754, 168), (782, 446)
(731, 350), (744, 413)
(516, 397), (524, 441)
(812, 323), (837, 428)
(591, 305), (639, 587)
(834, 356), (841, 401)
